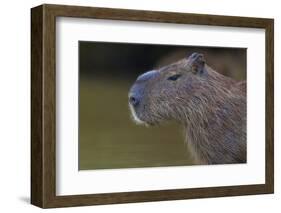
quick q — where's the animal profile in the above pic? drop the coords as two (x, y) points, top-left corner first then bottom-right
(129, 53), (246, 164)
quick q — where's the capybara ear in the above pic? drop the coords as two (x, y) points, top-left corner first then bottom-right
(187, 53), (206, 74)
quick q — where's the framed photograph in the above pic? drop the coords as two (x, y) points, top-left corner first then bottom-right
(31, 4), (274, 208)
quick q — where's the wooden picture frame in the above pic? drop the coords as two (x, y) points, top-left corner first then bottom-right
(31, 4), (274, 208)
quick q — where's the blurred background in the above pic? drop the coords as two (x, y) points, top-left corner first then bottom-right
(79, 41), (246, 170)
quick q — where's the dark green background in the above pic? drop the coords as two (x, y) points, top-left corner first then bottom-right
(79, 41), (246, 170)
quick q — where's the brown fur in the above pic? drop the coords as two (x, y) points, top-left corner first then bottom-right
(129, 53), (246, 164)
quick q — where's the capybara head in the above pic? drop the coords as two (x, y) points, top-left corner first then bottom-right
(129, 52), (246, 164)
(128, 52), (223, 126)
(128, 52), (246, 164)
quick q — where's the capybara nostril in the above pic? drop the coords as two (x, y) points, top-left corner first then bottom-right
(129, 96), (139, 107)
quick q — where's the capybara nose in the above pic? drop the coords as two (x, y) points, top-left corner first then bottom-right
(129, 96), (140, 107)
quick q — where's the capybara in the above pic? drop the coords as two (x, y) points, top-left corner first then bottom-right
(128, 53), (246, 164)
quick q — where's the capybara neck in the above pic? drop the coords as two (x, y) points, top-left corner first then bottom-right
(181, 66), (246, 164)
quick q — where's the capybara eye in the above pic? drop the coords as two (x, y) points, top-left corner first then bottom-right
(167, 74), (181, 81)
